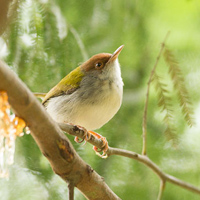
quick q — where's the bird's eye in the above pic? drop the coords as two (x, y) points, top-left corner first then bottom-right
(95, 62), (103, 69)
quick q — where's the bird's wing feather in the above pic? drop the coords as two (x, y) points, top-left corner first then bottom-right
(34, 93), (47, 100)
(42, 66), (84, 104)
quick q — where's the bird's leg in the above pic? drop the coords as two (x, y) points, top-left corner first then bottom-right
(88, 131), (108, 157)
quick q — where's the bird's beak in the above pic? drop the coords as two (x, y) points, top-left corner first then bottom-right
(108, 45), (124, 63)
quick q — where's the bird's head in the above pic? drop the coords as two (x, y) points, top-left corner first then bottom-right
(81, 45), (124, 80)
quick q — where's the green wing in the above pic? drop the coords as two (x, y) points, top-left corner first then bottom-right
(42, 66), (84, 104)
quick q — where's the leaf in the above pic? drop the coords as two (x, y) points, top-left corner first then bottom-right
(152, 72), (177, 142)
(163, 47), (195, 127)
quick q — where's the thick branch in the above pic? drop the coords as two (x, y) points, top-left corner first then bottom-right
(0, 60), (121, 200)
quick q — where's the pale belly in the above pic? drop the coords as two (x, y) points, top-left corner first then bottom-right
(67, 95), (121, 130)
(45, 85), (122, 130)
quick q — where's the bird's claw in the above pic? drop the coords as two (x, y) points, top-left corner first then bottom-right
(93, 136), (109, 158)
(73, 127), (109, 158)
(74, 125), (91, 144)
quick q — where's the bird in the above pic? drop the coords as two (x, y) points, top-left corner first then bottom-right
(35, 45), (124, 155)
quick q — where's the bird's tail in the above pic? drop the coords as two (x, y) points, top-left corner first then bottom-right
(34, 93), (46, 100)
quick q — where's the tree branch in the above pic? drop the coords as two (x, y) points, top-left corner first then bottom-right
(0, 60), (121, 200)
(157, 180), (165, 200)
(68, 182), (75, 200)
(58, 123), (200, 196)
(142, 31), (170, 155)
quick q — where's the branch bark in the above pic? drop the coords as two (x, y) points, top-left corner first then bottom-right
(0, 60), (121, 200)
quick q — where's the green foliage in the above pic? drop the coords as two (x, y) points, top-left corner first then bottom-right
(151, 46), (194, 143)
(152, 72), (177, 141)
(1, 0), (200, 200)
(163, 47), (195, 127)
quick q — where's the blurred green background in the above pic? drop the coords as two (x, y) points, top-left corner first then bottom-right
(1, 0), (200, 199)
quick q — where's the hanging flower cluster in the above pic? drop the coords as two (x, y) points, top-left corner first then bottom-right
(0, 91), (26, 178)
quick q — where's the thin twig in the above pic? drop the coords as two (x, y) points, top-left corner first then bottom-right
(69, 24), (89, 61)
(107, 147), (200, 195)
(142, 31), (170, 155)
(68, 182), (74, 200)
(165, 174), (200, 194)
(58, 123), (200, 196)
(157, 179), (166, 200)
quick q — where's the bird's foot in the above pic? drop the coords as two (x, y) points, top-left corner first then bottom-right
(74, 125), (91, 144)
(71, 125), (108, 158)
(88, 131), (109, 158)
